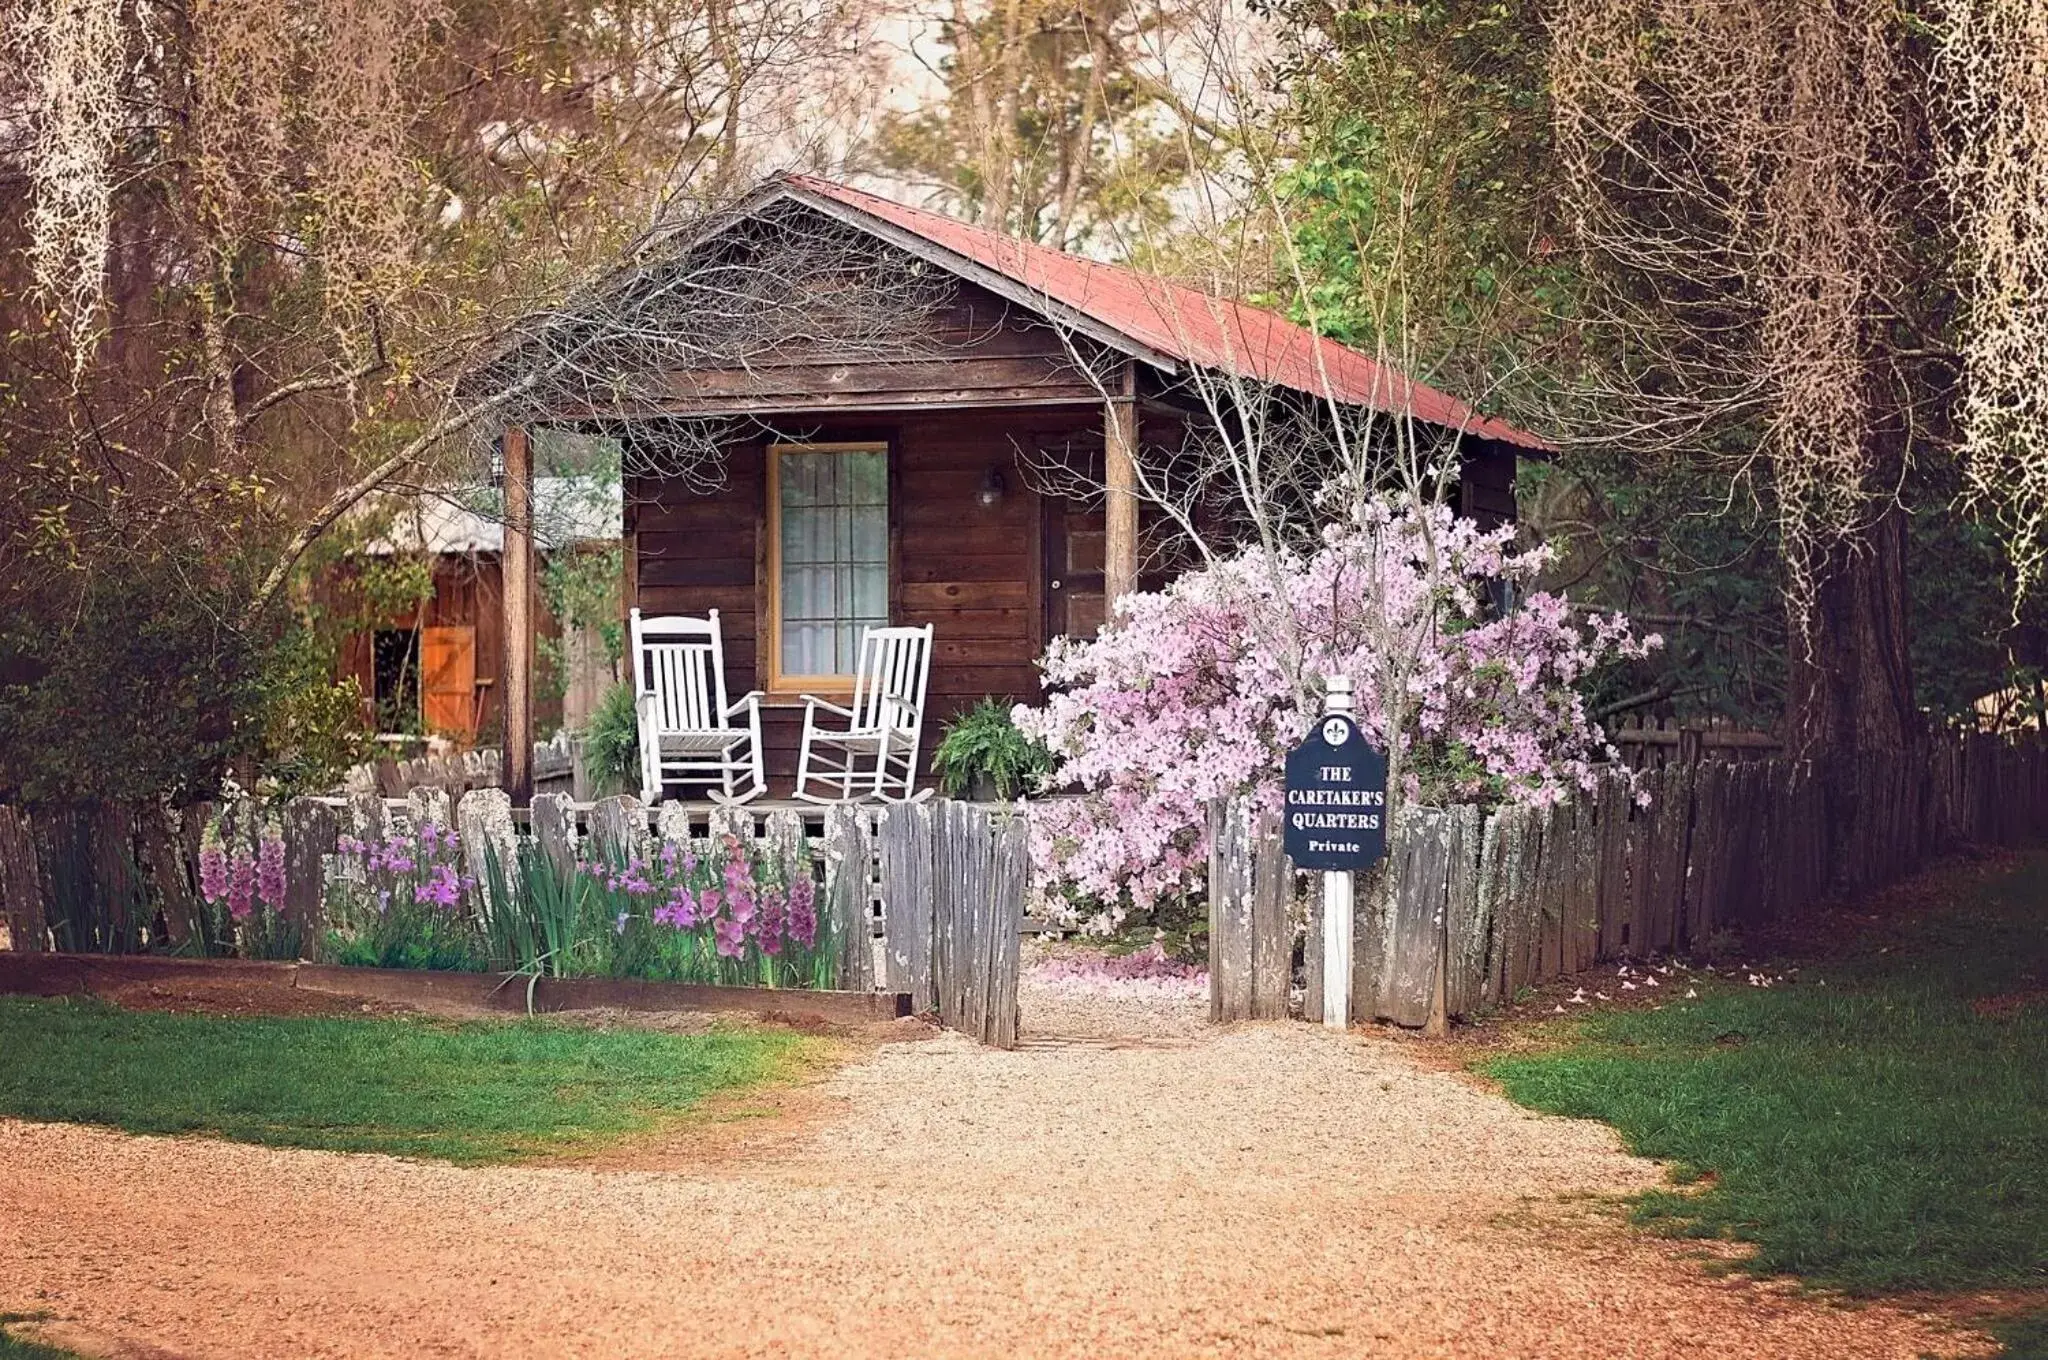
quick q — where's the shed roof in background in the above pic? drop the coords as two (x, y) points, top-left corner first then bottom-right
(774, 175), (1550, 452)
(356, 477), (622, 557)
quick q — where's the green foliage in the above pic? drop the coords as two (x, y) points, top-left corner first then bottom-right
(355, 556), (435, 623)
(0, 553), (369, 803)
(537, 545), (624, 711)
(542, 544), (624, 664)
(324, 881), (484, 973)
(1275, 0), (1568, 403)
(479, 838), (587, 981)
(1993, 1312), (2048, 1360)
(251, 626), (375, 795)
(1485, 856), (2048, 1294)
(0, 995), (805, 1163)
(581, 680), (639, 795)
(933, 697), (1053, 799)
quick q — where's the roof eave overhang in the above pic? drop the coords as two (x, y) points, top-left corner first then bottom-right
(770, 185), (1185, 380)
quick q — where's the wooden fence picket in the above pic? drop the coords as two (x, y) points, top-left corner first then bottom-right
(823, 803), (875, 993)
(0, 807), (43, 953)
(879, 803), (935, 1013)
(282, 798), (337, 958)
(987, 811), (1029, 1048)
(1205, 799), (1257, 1024)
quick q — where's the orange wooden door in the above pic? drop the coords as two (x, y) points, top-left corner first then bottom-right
(420, 626), (477, 740)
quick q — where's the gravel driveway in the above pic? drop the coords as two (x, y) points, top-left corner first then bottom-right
(0, 985), (1988, 1359)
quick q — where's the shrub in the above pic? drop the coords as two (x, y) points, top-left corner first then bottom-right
(932, 697), (1054, 799)
(1014, 502), (1659, 919)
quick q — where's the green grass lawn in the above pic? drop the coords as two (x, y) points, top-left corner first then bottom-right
(0, 1316), (77, 1360)
(1484, 853), (2048, 1302)
(0, 996), (811, 1163)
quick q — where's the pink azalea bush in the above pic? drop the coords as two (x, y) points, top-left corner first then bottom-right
(1014, 502), (1660, 918)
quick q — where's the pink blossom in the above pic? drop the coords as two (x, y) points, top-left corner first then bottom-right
(256, 821), (287, 909)
(198, 823), (228, 906)
(1015, 500), (1659, 917)
(227, 847), (257, 922)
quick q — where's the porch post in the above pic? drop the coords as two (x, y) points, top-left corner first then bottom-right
(1104, 362), (1139, 603)
(501, 424), (535, 806)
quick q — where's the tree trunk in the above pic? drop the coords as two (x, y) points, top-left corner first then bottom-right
(1784, 505), (1917, 760)
(1783, 457), (1917, 894)
(1784, 444), (1918, 763)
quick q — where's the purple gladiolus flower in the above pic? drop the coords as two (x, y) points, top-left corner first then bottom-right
(198, 840), (228, 906)
(757, 886), (786, 956)
(417, 864), (461, 909)
(656, 887), (699, 930)
(713, 916), (747, 958)
(788, 874), (818, 949)
(228, 848), (257, 921)
(256, 826), (287, 908)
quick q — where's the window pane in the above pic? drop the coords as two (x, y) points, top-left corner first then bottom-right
(779, 449), (887, 678)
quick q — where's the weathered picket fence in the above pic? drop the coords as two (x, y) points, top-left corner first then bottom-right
(1211, 734), (2048, 1026)
(0, 791), (1026, 1048)
(341, 731), (579, 799)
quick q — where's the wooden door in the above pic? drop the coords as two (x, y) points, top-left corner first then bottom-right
(1040, 498), (1107, 644)
(420, 626), (477, 740)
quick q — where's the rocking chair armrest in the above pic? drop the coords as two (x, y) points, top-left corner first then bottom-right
(722, 690), (764, 719)
(799, 693), (857, 719)
(633, 690), (660, 726)
(881, 695), (923, 728)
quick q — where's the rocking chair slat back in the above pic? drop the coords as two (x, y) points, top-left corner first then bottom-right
(629, 608), (766, 804)
(634, 612), (729, 733)
(853, 626), (934, 732)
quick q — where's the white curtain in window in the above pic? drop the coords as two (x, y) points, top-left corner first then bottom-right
(779, 449), (887, 677)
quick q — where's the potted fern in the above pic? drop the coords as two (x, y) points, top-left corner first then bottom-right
(932, 697), (1053, 801)
(580, 680), (640, 797)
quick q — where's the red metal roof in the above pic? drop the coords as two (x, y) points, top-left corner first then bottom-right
(782, 175), (1549, 451)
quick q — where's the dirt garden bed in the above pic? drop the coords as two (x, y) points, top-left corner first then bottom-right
(0, 951), (911, 1027)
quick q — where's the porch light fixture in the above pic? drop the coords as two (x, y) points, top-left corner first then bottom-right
(978, 466), (1006, 507)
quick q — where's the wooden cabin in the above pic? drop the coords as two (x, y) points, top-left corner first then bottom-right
(525, 175), (1545, 796)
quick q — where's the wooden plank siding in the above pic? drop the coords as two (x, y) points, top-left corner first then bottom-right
(632, 406), (1101, 794)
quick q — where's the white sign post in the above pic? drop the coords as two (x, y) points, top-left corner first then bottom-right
(1321, 677), (1355, 1029)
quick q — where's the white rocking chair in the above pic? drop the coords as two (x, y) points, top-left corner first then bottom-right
(630, 609), (766, 805)
(794, 624), (935, 804)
